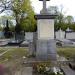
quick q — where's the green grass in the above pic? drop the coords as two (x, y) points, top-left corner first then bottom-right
(0, 47), (75, 63)
(57, 47), (75, 58)
(0, 47), (28, 62)
(0, 47), (8, 53)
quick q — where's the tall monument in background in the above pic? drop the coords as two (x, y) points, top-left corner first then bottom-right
(35, 0), (57, 61)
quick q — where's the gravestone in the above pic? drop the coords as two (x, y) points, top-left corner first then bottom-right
(55, 29), (65, 39)
(25, 32), (33, 42)
(15, 31), (25, 42)
(35, 0), (57, 61)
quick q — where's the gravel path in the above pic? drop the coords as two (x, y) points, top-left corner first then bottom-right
(61, 66), (75, 75)
(21, 67), (33, 75)
(15, 67), (33, 75)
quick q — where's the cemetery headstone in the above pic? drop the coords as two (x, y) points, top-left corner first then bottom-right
(35, 0), (57, 61)
(55, 29), (65, 39)
(15, 31), (25, 42)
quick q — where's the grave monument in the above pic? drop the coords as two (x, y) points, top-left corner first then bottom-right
(35, 0), (57, 61)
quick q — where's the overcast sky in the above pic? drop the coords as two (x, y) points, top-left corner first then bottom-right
(0, 0), (75, 18)
(30, 0), (75, 17)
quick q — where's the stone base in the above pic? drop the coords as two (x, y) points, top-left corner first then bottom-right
(29, 42), (35, 56)
(35, 15), (57, 19)
(36, 39), (57, 61)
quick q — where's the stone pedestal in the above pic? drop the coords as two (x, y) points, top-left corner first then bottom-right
(35, 15), (57, 61)
(37, 19), (54, 40)
(36, 40), (56, 60)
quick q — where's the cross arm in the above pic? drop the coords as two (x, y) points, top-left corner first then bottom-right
(39, 0), (50, 1)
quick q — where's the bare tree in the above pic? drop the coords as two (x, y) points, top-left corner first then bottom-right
(0, 0), (12, 14)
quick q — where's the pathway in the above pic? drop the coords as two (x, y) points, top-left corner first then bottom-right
(61, 66), (75, 75)
(15, 67), (33, 75)
(21, 67), (33, 75)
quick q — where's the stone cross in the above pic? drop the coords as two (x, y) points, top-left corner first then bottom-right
(43, 0), (46, 13)
(39, 0), (50, 14)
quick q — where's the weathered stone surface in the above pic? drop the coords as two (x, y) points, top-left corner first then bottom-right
(29, 42), (35, 56)
(37, 19), (54, 40)
(25, 32), (33, 42)
(15, 31), (25, 41)
(34, 0), (57, 61)
(36, 39), (57, 61)
(35, 18), (57, 61)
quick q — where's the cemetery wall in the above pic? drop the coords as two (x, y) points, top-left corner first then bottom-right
(25, 32), (34, 42)
(15, 31), (25, 41)
(55, 30), (75, 40)
(25, 31), (75, 41)
(55, 31), (65, 39)
(0, 31), (4, 38)
(66, 32), (75, 39)
(0, 31), (75, 40)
